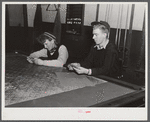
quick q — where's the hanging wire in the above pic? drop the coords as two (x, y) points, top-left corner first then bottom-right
(122, 4), (130, 63)
(118, 4), (123, 50)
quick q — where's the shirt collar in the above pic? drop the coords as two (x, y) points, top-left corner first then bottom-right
(47, 48), (56, 55)
(94, 39), (109, 50)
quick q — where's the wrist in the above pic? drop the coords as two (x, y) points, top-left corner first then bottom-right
(77, 63), (80, 67)
(38, 59), (43, 65)
(87, 69), (89, 75)
(87, 69), (92, 75)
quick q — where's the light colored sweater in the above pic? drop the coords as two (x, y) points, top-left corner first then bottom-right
(29, 45), (69, 67)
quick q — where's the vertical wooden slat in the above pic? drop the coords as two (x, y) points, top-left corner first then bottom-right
(123, 4), (130, 62)
(115, 5), (121, 45)
(118, 4), (123, 50)
(81, 4), (85, 36)
(96, 4), (99, 21)
(126, 4), (135, 67)
(23, 5), (28, 28)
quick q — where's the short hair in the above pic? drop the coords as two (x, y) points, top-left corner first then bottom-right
(93, 24), (109, 38)
(36, 32), (58, 45)
(91, 21), (110, 38)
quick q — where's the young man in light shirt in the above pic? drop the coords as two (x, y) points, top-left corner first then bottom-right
(68, 21), (120, 77)
(27, 32), (69, 67)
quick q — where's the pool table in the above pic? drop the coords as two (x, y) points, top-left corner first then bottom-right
(5, 53), (145, 107)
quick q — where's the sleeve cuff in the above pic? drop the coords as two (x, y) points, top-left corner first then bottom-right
(88, 69), (92, 75)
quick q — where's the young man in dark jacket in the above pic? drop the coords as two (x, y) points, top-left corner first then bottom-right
(68, 21), (120, 77)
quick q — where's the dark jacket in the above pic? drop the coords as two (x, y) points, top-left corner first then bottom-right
(80, 42), (120, 77)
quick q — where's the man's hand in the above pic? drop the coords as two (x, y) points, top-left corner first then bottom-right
(27, 56), (43, 65)
(67, 63), (80, 71)
(73, 66), (89, 75)
(27, 56), (34, 63)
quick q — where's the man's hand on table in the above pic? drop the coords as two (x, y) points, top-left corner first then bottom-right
(67, 63), (81, 71)
(27, 57), (43, 65)
(73, 66), (89, 75)
(27, 56), (34, 63)
(67, 63), (90, 75)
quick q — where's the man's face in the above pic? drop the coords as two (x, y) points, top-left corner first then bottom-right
(43, 39), (55, 51)
(92, 28), (106, 45)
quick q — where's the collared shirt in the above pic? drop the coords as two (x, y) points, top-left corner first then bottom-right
(94, 39), (109, 50)
(50, 51), (55, 55)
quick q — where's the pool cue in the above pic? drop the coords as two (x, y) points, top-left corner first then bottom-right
(14, 50), (29, 57)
